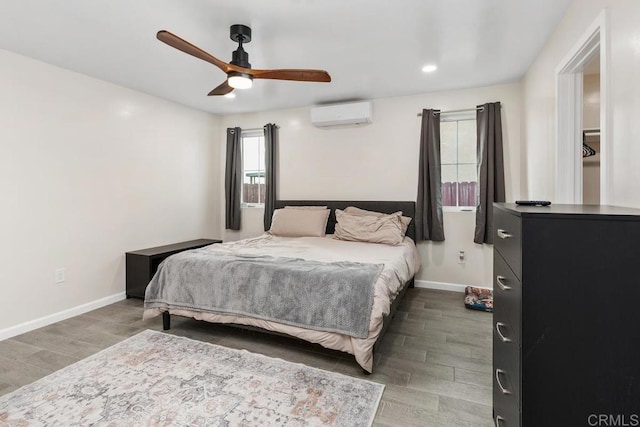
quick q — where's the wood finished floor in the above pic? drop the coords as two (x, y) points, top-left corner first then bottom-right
(0, 288), (493, 426)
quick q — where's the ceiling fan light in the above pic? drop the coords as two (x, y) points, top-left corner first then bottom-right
(228, 72), (253, 89)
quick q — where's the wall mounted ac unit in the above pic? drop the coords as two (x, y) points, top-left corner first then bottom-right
(310, 101), (373, 127)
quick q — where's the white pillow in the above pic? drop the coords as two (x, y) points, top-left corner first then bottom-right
(334, 209), (404, 245)
(344, 206), (412, 236)
(269, 208), (330, 237)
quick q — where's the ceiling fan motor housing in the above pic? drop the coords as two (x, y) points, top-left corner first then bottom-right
(231, 47), (251, 68)
(229, 24), (252, 69)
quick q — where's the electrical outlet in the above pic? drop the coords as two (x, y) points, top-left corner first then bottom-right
(458, 251), (465, 264)
(55, 268), (66, 283)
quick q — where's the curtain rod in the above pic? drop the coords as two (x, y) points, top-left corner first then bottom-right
(416, 106), (484, 117)
(229, 125), (281, 134)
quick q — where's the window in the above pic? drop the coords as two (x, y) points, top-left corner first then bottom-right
(440, 115), (477, 208)
(241, 130), (265, 206)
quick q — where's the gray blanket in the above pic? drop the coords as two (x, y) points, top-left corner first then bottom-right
(144, 249), (384, 339)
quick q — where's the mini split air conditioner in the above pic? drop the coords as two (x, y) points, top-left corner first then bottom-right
(310, 101), (373, 127)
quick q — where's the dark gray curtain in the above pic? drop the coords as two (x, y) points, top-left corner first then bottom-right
(416, 109), (445, 242)
(263, 123), (278, 231)
(475, 102), (505, 244)
(225, 127), (241, 230)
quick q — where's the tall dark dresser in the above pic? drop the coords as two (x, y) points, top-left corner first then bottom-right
(492, 203), (640, 427)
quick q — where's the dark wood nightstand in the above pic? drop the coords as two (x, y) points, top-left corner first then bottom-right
(125, 238), (222, 299)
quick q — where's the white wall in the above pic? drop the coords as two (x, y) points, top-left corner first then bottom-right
(523, 0), (640, 208)
(219, 83), (522, 288)
(0, 49), (221, 331)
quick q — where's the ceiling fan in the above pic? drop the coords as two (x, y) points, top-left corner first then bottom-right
(157, 24), (331, 96)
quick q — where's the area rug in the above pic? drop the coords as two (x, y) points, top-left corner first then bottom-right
(0, 330), (383, 426)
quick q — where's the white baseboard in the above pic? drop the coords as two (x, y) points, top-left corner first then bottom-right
(0, 292), (127, 341)
(414, 280), (469, 293)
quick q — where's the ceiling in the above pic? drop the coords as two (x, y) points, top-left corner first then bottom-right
(0, 0), (572, 115)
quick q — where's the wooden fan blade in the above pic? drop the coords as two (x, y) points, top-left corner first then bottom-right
(251, 69), (331, 82)
(208, 80), (234, 96)
(157, 30), (231, 73)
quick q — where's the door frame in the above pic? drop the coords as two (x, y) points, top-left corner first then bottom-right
(555, 10), (609, 204)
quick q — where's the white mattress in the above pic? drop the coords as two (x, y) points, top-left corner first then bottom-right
(143, 234), (421, 372)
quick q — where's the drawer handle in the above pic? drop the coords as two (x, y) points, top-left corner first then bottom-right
(495, 322), (512, 343)
(497, 229), (512, 239)
(496, 275), (512, 291)
(495, 369), (512, 395)
(495, 415), (505, 427)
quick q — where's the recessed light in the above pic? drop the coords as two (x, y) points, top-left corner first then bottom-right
(224, 92), (236, 99)
(422, 64), (438, 73)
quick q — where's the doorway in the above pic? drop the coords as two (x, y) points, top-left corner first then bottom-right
(556, 10), (608, 204)
(582, 54), (600, 204)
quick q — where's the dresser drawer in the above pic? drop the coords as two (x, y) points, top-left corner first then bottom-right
(493, 392), (520, 427)
(494, 208), (522, 279)
(493, 252), (521, 343)
(494, 333), (521, 427)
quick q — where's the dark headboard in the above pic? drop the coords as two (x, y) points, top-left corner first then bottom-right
(274, 200), (416, 242)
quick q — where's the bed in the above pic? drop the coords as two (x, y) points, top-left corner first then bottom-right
(143, 200), (421, 373)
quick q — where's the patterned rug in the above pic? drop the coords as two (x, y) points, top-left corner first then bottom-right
(0, 330), (384, 426)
